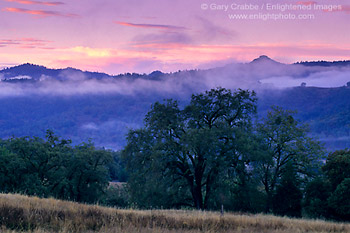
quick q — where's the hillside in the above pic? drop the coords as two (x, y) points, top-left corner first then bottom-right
(0, 193), (349, 233)
(0, 63), (112, 81)
(0, 57), (349, 150)
(259, 86), (350, 150)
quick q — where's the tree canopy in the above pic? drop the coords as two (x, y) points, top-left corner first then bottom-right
(123, 88), (257, 209)
(0, 130), (112, 203)
(254, 107), (324, 212)
(122, 88), (325, 211)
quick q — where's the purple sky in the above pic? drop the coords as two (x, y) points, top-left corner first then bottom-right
(0, 0), (349, 74)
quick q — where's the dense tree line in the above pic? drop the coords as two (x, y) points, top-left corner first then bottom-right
(304, 149), (350, 221)
(0, 131), (115, 204)
(122, 88), (350, 221)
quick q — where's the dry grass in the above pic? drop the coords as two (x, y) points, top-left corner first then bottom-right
(0, 193), (349, 233)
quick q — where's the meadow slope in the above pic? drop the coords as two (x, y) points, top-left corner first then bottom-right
(0, 194), (350, 233)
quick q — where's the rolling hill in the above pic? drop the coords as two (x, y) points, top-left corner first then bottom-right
(1, 193), (349, 232)
(0, 56), (349, 151)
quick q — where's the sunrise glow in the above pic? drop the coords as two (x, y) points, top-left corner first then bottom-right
(0, 0), (349, 74)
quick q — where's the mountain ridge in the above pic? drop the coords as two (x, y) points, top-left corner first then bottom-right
(2, 56), (350, 81)
(0, 56), (349, 151)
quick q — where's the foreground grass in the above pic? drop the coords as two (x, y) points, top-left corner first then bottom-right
(0, 194), (349, 233)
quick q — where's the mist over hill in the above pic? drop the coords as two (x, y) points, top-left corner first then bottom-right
(0, 56), (349, 150)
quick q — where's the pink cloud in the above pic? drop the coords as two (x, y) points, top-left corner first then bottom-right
(321, 5), (350, 13)
(131, 43), (187, 50)
(0, 37), (53, 49)
(20, 38), (52, 43)
(2, 7), (78, 17)
(296, 1), (317, 6)
(4, 0), (64, 6)
(0, 39), (20, 45)
(19, 45), (37, 49)
(115, 21), (187, 30)
(128, 42), (350, 65)
(39, 47), (56, 50)
(55, 42), (350, 74)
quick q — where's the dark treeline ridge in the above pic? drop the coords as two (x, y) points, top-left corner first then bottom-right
(0, 87), (349, 222)
(295, 60), (350, 67)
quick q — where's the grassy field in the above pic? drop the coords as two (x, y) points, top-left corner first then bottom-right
(0, 193), (349, 233)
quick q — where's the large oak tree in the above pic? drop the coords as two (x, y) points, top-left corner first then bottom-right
(123, 88), (257, 209)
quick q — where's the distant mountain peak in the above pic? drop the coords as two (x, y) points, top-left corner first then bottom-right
(250, 55), (279, 64)
(257, 55), (270, 60)
(11, 63), (41, 69)
(4, 63), (49, 73)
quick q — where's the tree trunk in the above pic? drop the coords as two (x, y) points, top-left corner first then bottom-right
(265, 192), (272, 213)
(193, 183), (203, 209)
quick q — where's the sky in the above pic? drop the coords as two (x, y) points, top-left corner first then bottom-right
(0, 0), (349, 74)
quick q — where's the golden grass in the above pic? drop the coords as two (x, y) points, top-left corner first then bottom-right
(0, 193), (349, 233)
